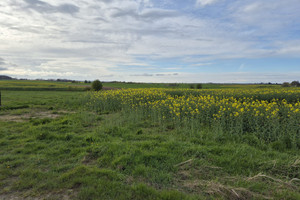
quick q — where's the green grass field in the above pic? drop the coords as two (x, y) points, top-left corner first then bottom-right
(0, 80), (90, 91)
(102, 82), (281, 89)
(0, 81), (299, 199)
(0, 79), (281, 91)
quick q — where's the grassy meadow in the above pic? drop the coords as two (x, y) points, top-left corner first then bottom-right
(0, 80), (90, 91)
(0, 80), (299, 199)
(0, 79), (282, 91)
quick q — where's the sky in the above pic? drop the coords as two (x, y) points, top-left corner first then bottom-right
(0, 0), (300, 83)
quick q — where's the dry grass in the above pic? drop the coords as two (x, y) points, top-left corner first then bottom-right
(175, 161), (300, 200)
(248, 173), (299, 189)
(0, 110), (70, 122)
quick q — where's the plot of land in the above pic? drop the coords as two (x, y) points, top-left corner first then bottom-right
(0, 84), (299, 200)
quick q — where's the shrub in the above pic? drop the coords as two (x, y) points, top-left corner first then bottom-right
(291, 81), (300, 87)
(282, 82), (290, 87)
(92, 80), (103, 91)
(196, 83), (202, 89)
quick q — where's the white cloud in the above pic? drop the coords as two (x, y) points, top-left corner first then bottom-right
(273, 40), (300, 57)
(196, 0), (218, 7)
(231, 0), (300, 33)
(0, 0), (299, 82)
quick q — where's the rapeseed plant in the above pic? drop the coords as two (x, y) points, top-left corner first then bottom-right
(87, 88), (300, 145)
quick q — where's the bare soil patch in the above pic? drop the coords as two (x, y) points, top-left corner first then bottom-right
(0, 110), (70, 122)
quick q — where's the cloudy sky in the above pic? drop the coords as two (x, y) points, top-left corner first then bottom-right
(0, 0), (300, 83)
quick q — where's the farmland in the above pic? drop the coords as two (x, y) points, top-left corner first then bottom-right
(87, 88), (300, 146)
(0, 80), (89, 91)
(0, 80), (299, 199)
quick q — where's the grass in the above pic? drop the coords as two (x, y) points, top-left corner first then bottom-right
(1, 79), (282, 91)
(87, 88), (300, 147)
(0, 85), (299, 199)
(0, 80), (89, 91)
(102, 82), (282, 89)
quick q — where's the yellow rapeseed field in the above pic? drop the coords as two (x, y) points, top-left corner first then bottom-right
(88, 88), (300, 143)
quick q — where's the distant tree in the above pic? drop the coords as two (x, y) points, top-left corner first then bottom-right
(91, 79), (103, 91)
(0, 75), (12, 80)
(282, 82), (290, 87)
(291, 81), (300, 87)
(196, 83), (202, 89)
(189, 84), (195, 89)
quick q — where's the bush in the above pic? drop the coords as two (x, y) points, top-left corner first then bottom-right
(291, 81), (300, 87)
(196, 83), (202, 89)
(92, 80), (103, 91)
(282, 82), (290, 87)
(189, 84), (195, 89)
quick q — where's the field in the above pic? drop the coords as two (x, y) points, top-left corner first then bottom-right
(0, 80), (89, 91)
(0, 80), (299, 199)
(0, 79), (282, 91)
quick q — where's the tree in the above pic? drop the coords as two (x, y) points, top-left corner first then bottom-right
(291, 81), (300, 87)
(92, 79), (103, 91)
(282, 82), (290, 87)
